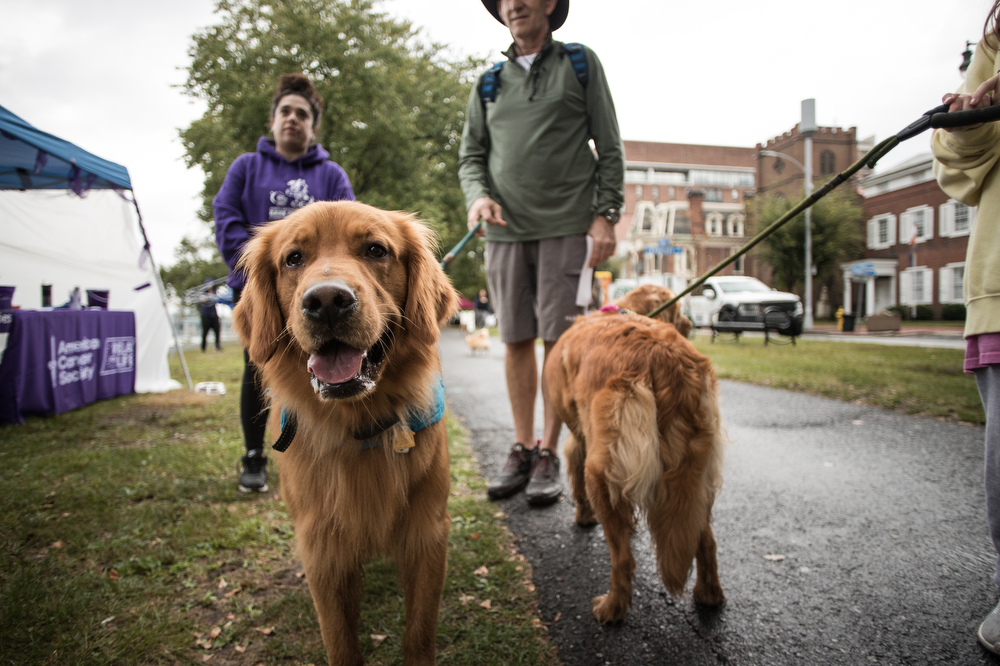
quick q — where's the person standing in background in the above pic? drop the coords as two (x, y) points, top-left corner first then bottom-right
(213, 73), (355, 493)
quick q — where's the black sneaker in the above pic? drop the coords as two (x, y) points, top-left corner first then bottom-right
(238, 450), (269, 493)
(487, 443), (536, 500)
(525, 449), (562, 506)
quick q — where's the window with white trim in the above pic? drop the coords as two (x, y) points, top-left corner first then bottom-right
(867, 214), (896, 250)
(635, 185), (643, 200)
(900, 206), (934, 244)
(939, 200), (975, 237)
(939, 263), (965, 303)
(652, 185), (659, 201)
(900, 267), (933, 305)
(705, 212), (724, 236)
(633, 201), (656, 233)
(727, 213), (745, 238)
(730, 247), (744, 274)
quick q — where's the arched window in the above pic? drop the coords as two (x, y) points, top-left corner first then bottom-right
(727, 213), (745, 238)
(820, 150), (836, 175)
(705, 212), (724, 236)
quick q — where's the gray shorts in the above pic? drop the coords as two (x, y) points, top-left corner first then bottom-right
(485, 235), (587, 344)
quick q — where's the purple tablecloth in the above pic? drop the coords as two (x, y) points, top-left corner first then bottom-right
(0, 309), (136, 425)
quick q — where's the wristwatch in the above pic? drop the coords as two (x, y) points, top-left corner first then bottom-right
(598, 209), (620, 224)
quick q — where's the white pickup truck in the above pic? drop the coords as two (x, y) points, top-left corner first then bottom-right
(686, 276), (803, 340)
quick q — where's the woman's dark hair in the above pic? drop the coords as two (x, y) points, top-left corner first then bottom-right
(985, 1), (1000, 48)
(269, 73), (323, 129)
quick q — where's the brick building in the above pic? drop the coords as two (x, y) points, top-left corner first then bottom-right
(753, 124), (869, 314)
(840, 154), (973, 317)
(619, 140), (757, 287)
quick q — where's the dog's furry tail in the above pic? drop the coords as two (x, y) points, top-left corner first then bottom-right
(598, 376), (661, 511)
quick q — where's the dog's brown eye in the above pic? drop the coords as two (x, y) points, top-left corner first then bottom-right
(286, 251), (304, 267)
(366, 244), (388, 259)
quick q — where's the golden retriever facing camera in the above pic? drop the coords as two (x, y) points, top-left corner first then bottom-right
(544, 285), (724, 624)
(233, 201), (457, 665)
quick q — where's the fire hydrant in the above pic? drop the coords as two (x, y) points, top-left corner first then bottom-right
(835, 307), (845, 332)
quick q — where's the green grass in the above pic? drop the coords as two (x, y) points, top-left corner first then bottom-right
(691, 334), (984, 424)
(0, 346), (558, 666)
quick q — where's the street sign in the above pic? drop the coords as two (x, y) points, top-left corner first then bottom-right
(850, 262), (877, 278)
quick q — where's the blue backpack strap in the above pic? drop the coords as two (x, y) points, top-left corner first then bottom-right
(479, 61), (505, 105)
(562, 42), (589, 88)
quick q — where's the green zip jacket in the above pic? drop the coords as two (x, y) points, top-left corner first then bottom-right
(458, 39), (625, 243)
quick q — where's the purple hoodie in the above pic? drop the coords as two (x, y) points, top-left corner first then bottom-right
(213, 137), (355, 290)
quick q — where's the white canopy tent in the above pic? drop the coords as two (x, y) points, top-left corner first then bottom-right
(0, 103), (188, 393)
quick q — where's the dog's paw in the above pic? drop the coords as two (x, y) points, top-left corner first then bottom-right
(574, 503), (598, 527)
(693, 580), (725, 607)
(591, 593), (628, 624)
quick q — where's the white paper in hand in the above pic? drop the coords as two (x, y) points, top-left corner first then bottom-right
(576, 235), (594, 308)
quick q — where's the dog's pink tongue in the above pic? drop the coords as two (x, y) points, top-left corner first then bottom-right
(307, 345), (366, 385)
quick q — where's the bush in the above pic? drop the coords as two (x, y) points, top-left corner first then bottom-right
(914, 305), (935, 321)
(942, 303), (967, 321)
(886, 305), (908, 321)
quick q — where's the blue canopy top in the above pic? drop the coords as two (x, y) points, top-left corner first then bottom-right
(0, 103), (132, 193)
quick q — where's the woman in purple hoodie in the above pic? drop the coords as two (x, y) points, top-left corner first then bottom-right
(213, 73), (355, 493)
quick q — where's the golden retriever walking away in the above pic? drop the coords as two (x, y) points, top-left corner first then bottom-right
(233, 201), (457, 665)
(544, 285), (724, 624)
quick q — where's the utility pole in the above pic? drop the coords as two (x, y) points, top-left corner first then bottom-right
(801, 99), (816, 331)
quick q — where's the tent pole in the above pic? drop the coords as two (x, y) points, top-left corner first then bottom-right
(130, 198), (194, 391)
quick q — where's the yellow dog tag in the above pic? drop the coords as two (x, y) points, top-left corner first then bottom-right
(393, 427), (415, 453)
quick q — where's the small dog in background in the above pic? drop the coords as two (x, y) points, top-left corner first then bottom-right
(545, 284), (724, 624)
(464, 327), (491, 355)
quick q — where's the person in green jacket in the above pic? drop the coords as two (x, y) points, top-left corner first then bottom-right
(458, 0), (625, 506)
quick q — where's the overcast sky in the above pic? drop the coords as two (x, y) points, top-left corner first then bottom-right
(1, 0), (991, 267)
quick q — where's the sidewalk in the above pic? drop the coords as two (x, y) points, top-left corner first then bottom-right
(807, 322), (965, 339)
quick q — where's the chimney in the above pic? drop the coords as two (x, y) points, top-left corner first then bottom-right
(687, 189), (705, 236)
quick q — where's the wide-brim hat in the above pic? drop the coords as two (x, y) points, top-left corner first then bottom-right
(481, 0), (569, 32)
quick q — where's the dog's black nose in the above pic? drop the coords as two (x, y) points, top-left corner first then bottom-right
(302, 280), (357, 323)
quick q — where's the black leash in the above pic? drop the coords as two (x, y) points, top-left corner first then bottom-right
(647, 102), (1000, 319)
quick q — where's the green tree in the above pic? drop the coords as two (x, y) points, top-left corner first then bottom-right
(179, 0), (487, 295)
(751, 186), (865, 299)
(159, 236), (229, 302)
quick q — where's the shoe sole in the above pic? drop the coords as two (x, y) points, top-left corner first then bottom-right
(526, 492), (561, 506)
(487, 479), (529, 500)
(238, 483), (269, 493)
(979, 628), (1000, 655)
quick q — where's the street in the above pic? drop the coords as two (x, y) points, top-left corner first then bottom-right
(439, 327), (998, 665)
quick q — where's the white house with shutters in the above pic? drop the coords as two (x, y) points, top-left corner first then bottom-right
(841, 153), (973, 318)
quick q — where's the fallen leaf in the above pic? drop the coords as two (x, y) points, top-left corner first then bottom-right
(100, 616), (115, 626)
(51, 541), (63, 549)
(209, 626), (222, 639)
(531, 617), (543, 629)
(493, 511), (505, 518)
(370, 634), (388, 648)
(223, 621), (233, 629)
(479, 599), (492, 609)
(473, 565), (488, 577)
(217, 578), (228, 590)
(201, 655), (212, 663)
(470, 533), (481, 540)
(764, 553), (785, 562)
(524, 582), (536, 592)
(459, 593), (475, 605)
(226, 613), (235, 621)
(223, 587), (241, 598)
(254, 627), (274, 635)
(61, 512), (70, 517)
(234, 646), (246, 654)
(554, 612), (562, 622)
(515, 565), (523, 572)
(108, 569), (120, 580)
(46, 491), (56, 498)
(198, 640), (213, 649)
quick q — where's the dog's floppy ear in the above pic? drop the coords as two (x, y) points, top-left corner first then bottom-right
(233, 226), (284, 365)
(398, 213), (458, 346)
